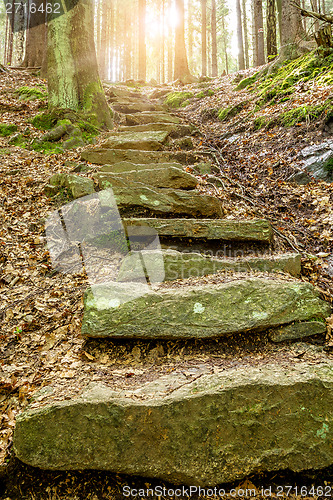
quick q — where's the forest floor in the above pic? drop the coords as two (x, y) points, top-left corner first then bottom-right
(0, 57), (333, 499)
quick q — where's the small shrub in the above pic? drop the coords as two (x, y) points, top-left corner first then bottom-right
(0, 123), (18, 136)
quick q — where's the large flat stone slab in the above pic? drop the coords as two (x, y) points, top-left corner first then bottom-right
(118, 122), (194, 137)
(99, 186), (223, 217)
(102, 130), (169, 151)
(14, 361), (333, 484)
(94, 166), (197, 190)
(125, 111), (181, 125)
(123, 218), (273, 242)
(111, 101), (164, 114)
(117, 250), (302, 281)
(81, 148), (208, 165)
(99, 161), (185, 173)
(81, 278), (330, 339)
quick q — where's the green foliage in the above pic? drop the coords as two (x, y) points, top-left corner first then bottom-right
(218, 103), (245, 121)
(31, 113), (54, 130)
(30, 140), (64, 154)
(0, 123), (18, 136)
(236, 72), (260, 90)
(278, 101), (333, 127)
(323, 156), (333, 173)
(253, 117), (268, 130)
(16, 86), (47, 100)
(165, 91), (194, 108)
(195, 89), (215, 98)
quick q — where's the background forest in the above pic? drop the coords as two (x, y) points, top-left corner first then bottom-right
(2, 0), (333, 83)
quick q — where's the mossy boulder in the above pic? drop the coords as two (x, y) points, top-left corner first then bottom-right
(46, 173), (94, 199)
(165, 91), (194, 108)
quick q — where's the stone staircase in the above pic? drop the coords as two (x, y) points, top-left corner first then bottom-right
(13, 85), (333, 486)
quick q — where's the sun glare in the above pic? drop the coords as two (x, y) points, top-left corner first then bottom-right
(145, 4), (179, 39)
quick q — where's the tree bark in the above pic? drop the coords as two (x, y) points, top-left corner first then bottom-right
(22, 0), (47, 67)
(280, 0), (305, 60)
(138, 0), (146, 81)
(201, 0), (207, 76)
(168, 0), (173, 82)
(174, 0), (190, 80)
(267, 0), (277, 60)
(211, 0), (218, 77)
(242, 0), (249, 68)
(253, 0), (265, 67)
(236, 0), (245, 70)
(47, 0), (112, 128)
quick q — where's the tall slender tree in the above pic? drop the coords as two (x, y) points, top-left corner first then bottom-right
(138, 0), (146, 81)
(242, 0), (249, 68)
(174, 0), (190, 80)
(211, 0), (218, 77)
(267, 0), (277, 59)
(236, 0), (245, 70)
(252, 0), (265, 66)
(201, 0), (207, 76)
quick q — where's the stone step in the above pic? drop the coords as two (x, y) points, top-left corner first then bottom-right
(111, 101), (164, 114)
(81, 278), (330, 339)
(100, 186), (223, 217)
(118, 122), (194, 138)
(125, 111), (181, 126)
(94, 166), (198, 190)
(104, 85), (143, 100)
(14, 358), (333, 484)
(117, 250), (302, 281)
(101, 130), (170, 151)
(81, 147), (210, 166)
(123, 217), (273, 242)
(99, 161), (186, 173)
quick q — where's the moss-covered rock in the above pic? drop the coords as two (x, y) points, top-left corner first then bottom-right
(13, 359), (333, 483)
(81, 278), (330, 339)
(47, 173), (95, 199)
(118, 250), (302, 282)
(165, 91), (194, 108)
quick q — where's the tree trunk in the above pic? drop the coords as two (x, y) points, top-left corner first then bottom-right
(211, 0), (218, 77)
(188, 0), (194, 73)
(201, 0), (207, 76)
(222, 12), (228, 74)
(253, 0), (265, 67)
(236, 0), (245, 70)
(167, 0), (173, 82)
(99, 0), (108, 80)
(280, 0), (305, 60)
(174, 0), (190, 80)
(138, 0), (146, 81)
(22, 0), (47, 67)
(242, 0), (249, 68)
(47, 0), (112, 128)
(267, 0), (277, 60)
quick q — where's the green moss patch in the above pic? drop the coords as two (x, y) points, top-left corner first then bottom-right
(165, 91), (194, 108)
(218, 102), (246, 122)
(16, 86), (47, 101)
(0, 123), (18, 136)
(236, 72), (260, 90)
